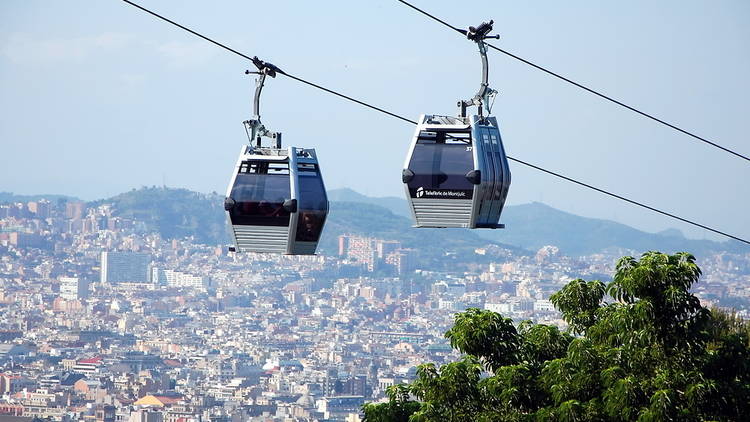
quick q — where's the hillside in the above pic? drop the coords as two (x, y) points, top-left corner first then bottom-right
(486, 202), (749, 256)
(327, 188), (409, 217)
(7, 186), (744, 257)
(326, 189), (748, 257)
(90, 187), (227, 246)
(89, 187), (515, 258)
(319, 201), (526, 257)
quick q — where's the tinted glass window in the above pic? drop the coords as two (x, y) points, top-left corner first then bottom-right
(296, 172), (328, 242)
(407, 136), (474, 195)
(229, 172), (291, 226)
(490, 130), (504, 199)
(483, 128), (497, 197)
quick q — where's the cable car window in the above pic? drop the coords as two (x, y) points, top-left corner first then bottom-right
(295, 170), (327, 242)
(297, 162), (317, 173)
(229, 171), (291, 226)
(490, 131), (505, 199)
(418, 131), (471, 144)
(484, 129), (497, 197)
(240, 161), (290, 175)
(407, 133), (474, 196)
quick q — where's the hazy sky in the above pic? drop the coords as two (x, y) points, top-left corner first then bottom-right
(1, 0), (748, 241)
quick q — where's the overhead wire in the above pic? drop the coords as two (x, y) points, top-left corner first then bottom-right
(119, 0), (750, 246)
(396, 0), (750, 164)
(509, 157), (747, 244)
(121, 0), (416, 125)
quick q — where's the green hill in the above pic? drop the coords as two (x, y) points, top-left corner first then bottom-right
(91, 187), (517, 258)
(327, 188), (409, 217)
(81, 187), (749, 257)
(326, 189), (748, 257)
(90, 187), (227, 245)
(483, 202), (748, 256)
(319, 200), (526, 258)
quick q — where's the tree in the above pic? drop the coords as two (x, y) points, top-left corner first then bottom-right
(362, 384), (423, 422)
(362, 252), (750, 421)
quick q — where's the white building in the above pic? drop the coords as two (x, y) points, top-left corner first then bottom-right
(59, 276), (89, 300)
(153, 268), (211, 290)
(534, 299), (556, 312)
(100, 251), (150, 284)
(485, 302), (511, 314)
(60, 277), (89, 300)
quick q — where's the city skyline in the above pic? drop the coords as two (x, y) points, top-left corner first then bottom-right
(1, 191), (748, 421)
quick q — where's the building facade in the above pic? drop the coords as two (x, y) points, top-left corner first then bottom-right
(100, 252), (150, 284)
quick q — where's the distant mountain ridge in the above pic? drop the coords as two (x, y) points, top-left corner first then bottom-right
(327, 188), (409, 217)
(0, 191), (80, 203)
(84, 187), (521, 257)
(326, 188), (748, 257)
(3, 187), (746, 257)
(486, 202), (748, 257)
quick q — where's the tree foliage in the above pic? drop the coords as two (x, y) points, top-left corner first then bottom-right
(362, 252), (750, 421)
(362, 384), (423, 422)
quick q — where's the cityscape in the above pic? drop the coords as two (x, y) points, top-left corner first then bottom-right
(3, 0), (749, 420)
(1, 193), (749, 421)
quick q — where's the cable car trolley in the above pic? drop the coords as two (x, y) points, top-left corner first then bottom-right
(224, 58), (328, 254)
(402, 20), (511, 229)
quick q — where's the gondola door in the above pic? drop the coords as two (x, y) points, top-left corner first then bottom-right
(225, 147), (294, 254)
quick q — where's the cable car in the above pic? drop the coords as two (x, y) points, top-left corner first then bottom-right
(402, 20), (511, 229)
(224, 58), (328, 254)
(402, 114), (510, 228)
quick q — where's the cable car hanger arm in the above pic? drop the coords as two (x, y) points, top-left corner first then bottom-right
(395, 0), (750, 163)
(458, 20), (500, 118)
(244, 56), (283, 148)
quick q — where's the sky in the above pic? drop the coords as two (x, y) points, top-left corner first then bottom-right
(1, 0), (748, 242)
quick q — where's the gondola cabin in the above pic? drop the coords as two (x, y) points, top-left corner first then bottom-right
(402, 114), (510, 228)
(224, 145), (328, 254)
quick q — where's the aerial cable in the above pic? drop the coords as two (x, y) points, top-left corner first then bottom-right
(119, 0), (750, 246)
(395, 0), (750, 164)
(510, 157), (748, 245)
(281, 73), (416, 125)
(120, 0), (414, 126)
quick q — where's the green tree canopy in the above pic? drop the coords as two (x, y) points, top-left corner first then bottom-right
(363, 252), (750, 421)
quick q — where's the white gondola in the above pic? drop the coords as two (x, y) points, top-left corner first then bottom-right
(224, 58), (328, 254)
(402, 114), (510, 228)
(401, 20), (511, 229)
(225, 146), (327, 254)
